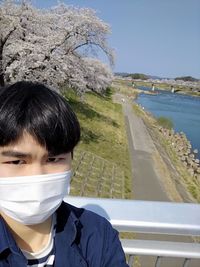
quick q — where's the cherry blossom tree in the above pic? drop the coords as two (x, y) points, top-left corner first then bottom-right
(0, 0), (114, 93)
(83, 57), (113, 93)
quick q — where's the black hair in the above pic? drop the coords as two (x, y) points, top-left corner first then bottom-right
(0, 81), (80, 155)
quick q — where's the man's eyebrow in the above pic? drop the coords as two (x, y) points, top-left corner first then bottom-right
(1, 151), (32, 158)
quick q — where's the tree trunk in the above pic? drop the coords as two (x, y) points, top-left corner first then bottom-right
(0, 42), (5, 87)
(0, 27), (17, 88)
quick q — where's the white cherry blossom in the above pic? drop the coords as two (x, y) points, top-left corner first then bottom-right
(0, 0), (114, 93)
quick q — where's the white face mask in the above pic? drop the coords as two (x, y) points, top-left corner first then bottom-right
(0, 170), (72, 225)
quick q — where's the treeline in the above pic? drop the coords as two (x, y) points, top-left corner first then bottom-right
(115, 72), (148, 80)
(174, 76), (198, 82)
(127, 73), (148, 80)
(115, 73), (199, 82)
(0, 0), (114, 94)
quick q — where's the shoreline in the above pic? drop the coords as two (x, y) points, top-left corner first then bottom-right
(132, 100), (200, 202)
(112, 80), (200, 202)
(134, 81), (200, 98)
(135, 88), (200, 160)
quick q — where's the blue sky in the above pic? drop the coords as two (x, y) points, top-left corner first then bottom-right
(34, 0), (200, 78)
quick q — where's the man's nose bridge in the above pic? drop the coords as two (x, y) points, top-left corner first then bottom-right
(28, 163), (47, 176)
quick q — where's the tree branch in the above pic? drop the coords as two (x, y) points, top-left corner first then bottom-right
(2, 26), (17, 47)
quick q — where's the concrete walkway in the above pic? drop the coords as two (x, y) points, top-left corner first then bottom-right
(123, 101), (169, 201)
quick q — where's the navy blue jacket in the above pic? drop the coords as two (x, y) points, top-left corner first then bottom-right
(0, 202), (129, 267)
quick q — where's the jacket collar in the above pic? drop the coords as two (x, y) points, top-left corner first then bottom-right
(0, 201), (84, 257)
(54, 202), (86, 267)
(0, 216), (9, 254)
(55, 201), (84, 245)
(0, 215), (18, 255)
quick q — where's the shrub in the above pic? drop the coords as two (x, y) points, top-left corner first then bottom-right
(157, 116), (173, 129)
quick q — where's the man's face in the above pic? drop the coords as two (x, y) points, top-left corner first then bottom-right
(0, 132), (72, 177)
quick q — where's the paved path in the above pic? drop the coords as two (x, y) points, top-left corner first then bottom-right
(114, 93), (200, 267)
(123, 101), (169, 201)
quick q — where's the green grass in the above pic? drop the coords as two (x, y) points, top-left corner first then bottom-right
(158, 137), (200, 202)
(62, 88), (132, 199)
(112, 80), (138, 98)
(157, 116), (174, 129)
(132, 103), (145, 116)
(70, 149), (126, 198)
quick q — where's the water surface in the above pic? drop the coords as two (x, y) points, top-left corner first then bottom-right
(136, 86), (200, 159)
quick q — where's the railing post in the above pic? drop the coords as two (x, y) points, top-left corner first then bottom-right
(128, 255), (134, 267)
(155, 256), (162, 267)
(183, 258), (191, 267)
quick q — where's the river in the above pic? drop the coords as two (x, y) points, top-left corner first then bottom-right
(135, 86), (200, 159)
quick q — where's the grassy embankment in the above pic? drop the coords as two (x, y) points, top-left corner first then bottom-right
(62, 87), (139, 266)
(62, 88), (132, 199)
(113, 79), (140, 97)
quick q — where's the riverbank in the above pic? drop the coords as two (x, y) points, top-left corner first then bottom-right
(134, 81), (200, 97)
(113, 79), (200, 202)
(114, 92), (184, 202)
(114, 78), (200, 97)
(133, 102), (200, 203)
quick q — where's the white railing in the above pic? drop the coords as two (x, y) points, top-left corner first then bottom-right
(65, 196), (200, 267)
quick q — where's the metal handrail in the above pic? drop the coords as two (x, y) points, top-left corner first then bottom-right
(121, 239), (200, 258)
(65, 196), (200, 236)
(65, 196), (200, 266)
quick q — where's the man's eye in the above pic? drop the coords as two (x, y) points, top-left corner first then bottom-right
(47, 157), (63, 163)
(5, 160), (25, 165)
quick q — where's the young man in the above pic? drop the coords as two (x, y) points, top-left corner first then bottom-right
(0, 81), (128, 267)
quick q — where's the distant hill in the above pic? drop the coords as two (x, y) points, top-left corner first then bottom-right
(175, 76), (198, 82)
(148, 75), (170, 80)
(128, 73), (149, 80)
(114, 72), (129, 77)
(115, 73), (199, 81)
(115, 72), (165, 80)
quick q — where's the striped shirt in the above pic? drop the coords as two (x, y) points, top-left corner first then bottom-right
(22, 214), (56, 267)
